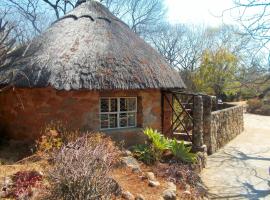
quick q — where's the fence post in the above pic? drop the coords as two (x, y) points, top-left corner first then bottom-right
(193, 95), (204, 151)
(203, 95), (213, 154)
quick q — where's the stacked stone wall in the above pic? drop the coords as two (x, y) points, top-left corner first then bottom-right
(202, 102), (244, 154)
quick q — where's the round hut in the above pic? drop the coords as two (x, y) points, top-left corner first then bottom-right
(0, 1), (186, 145)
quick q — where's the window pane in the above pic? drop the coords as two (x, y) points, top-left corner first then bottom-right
(109, 114), (117, 128)
(128, 113), (136, 126)
(100, 114), (108, 129)
(120, 113), (127, 127)
(110, 98), (117, 112)
(120, 98), (127, 111)
(100, 99), (109, 112)
(127, 98), (136, 111)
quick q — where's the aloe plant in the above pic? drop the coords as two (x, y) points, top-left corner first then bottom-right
(169, 139), (197, 163)
(144, 128), (170, 151)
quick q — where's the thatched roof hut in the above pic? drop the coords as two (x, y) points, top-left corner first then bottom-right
(1, 0), (185, 91)
(0, 0), (186, 145)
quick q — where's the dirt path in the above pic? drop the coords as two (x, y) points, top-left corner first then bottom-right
(201, 114), (270, 199)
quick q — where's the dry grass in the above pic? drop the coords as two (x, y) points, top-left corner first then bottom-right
(0, 139), (201, 200)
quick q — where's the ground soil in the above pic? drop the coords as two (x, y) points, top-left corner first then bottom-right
(0, 144), (198, 200)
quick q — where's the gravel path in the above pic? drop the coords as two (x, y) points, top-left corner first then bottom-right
(201, 114), (270, 199)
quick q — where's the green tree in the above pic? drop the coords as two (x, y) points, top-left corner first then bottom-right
(193, 48), (240, 98)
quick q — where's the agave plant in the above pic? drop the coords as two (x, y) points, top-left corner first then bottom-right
(169, 139), (197, 163)
(143, 128), (170, 152)
(132, 144), (156, 165)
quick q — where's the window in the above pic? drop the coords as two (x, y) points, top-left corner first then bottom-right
(100, 97), (137, 130)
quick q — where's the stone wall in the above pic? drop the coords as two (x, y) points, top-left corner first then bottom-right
(204, 104), (244, 154)
(0, 87), (161, 146)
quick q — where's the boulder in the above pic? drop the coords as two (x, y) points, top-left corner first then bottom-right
(148, 180), (160, 187)
(122, 191), (135, 200)
(135, 194), (145, 200)
(145, 172), (156, 181)
(121, 156), (141, 173)
(162, 189), (176, 200)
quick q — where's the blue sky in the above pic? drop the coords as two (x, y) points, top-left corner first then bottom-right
(165, 0), (235, 26)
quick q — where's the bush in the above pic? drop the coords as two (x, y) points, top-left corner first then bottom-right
(247, 99), (263, 112)
(144, 128), (171, 160)
(132, 144), (156, 165)
(133, 128), (196, 165)
(247, 98), (270, 116)
(36, 122), (85, 154)
(3, 171), (43, 199)
(169, 139), (197, 163)
(47, 134), (121, 200)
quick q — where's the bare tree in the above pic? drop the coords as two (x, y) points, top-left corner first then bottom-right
(0, 11), (16, 69)
(231, 0), (270, 44)
(227, 0), (270, 98)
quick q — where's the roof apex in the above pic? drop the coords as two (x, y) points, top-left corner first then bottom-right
(1, 0), (186, 91)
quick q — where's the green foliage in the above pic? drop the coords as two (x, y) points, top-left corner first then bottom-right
(192, 48), (240, 98)
(169, 139), (197, 163)
(144, 128), (170, 151)
(134, 128), (196, 164)
(36, 129), (63, 153)
(132, 144), (156, 165)
(143, 128), (171, 160)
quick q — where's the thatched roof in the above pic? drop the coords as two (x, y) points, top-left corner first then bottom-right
(0, 0), (186, 91)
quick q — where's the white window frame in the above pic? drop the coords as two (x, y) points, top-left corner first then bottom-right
(99, 97), (137, 130)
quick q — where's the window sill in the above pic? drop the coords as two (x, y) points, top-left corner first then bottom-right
(101, 127), (142, 133)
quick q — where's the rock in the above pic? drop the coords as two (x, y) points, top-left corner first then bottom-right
(183, 190), (191, 195)
(148, 180), (160, 187)
(123, 150), (132, 156)
(135, 194), (145, 200)
(162, 189), (176, 200)
(145, 172), (156, 181)
(122, 191), (135, 200)
(3, 177), (13, 186)
(121, 156), (141, 173)
(196, 182), (207, 197)
(166, 182), (176, 192)
(184, 184), (191, 191)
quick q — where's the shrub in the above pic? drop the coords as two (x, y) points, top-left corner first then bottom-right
(47, 135), (121, 200)
(169, 139), (197, 163)
(36, 128), (63, 154)
(247, 99), (263, 112)
(3, 171), (43, 199)
(132, 144), (156, 165)
(247, 98), (270, 116)
(136, 128), (196, 164)
(143, 128), (170, 160)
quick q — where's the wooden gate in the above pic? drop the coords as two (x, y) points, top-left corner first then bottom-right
(162, 91), (196, 142)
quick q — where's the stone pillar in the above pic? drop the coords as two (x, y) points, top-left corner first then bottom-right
(192, 95), (204, 151)
(211, 96), (217, 111)
(203, 95), (213, 154)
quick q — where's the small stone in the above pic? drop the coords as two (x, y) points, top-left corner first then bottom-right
(123, 150), (132, 156)
(148, 180), (160, 187)
(3, 177), (13, 186)
(162, 189), (176, 200)
(184, 184), (191, 191)
(135, 194), (145, 200)
(166, 182), (176, 192)
(122, 191), (135, 200)
(0, 191), (7, 198)
(145, 172), (156, 181)
(121, 156), (141, 173)
(196, 182), (207, 196)
(183, 190), (191, 195)
(132, 167), (141, 173)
